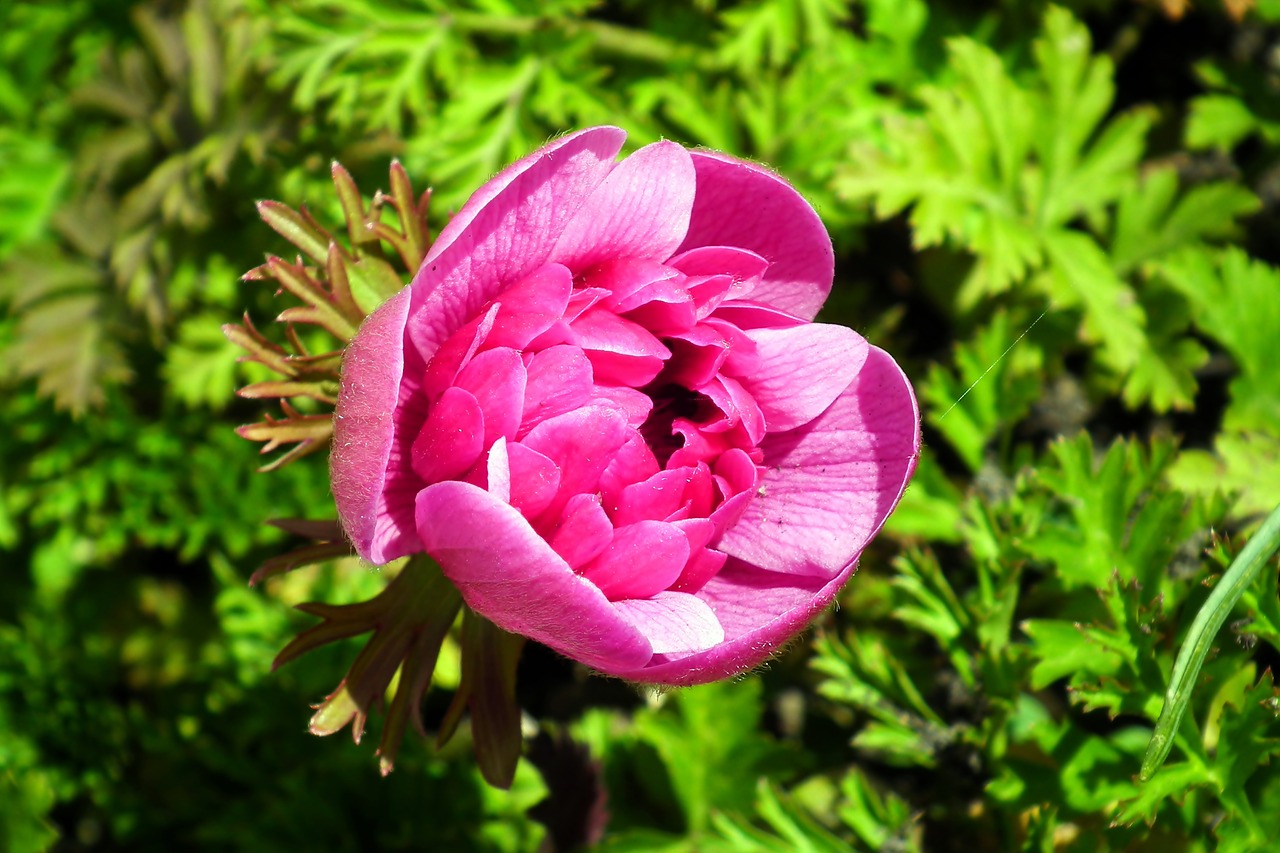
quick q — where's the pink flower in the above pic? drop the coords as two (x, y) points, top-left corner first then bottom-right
(331, 127), (919, 686)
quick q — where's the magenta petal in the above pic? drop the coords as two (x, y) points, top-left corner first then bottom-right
(505, 441), (561, 518)
(521, 345), (594, 433)
(611, 592), (724, 656)
(702, 375), (766, 444)
(570, 307), (671, 387)
(598, 431), (660, 512)
(406, 128), (626, 362)
(580, 520), (690, 600)
(739, 323), (869, 433)
(550, 140), (696, 270)
(678, 150), (833, 321)
(521, 404), (630, 515)
(455, 347), (527, 444)
(668, 245), (770, 283)
(718, 346), (920, 577)
(416, 481), (653, 672)
(670, 547), (727, 595)
(621, 560), (836, 685)
(486, 263), (575, 350)
(411, 386), (486, 483)
(331, 287), (412, 563)
(614, 467), (699, 526)
(548, 493), (614, 569)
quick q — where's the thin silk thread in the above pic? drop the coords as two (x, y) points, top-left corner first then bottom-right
(937, 311), (1047, 422)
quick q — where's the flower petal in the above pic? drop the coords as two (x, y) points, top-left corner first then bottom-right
(331, 287), (412, 563)
(679, 150), (833, 320)
(550, 140), (696, 270)
(619, 559), (838, 684)
(406, 128), (627, 362)
(416, 481), (653, 672)
(738, 323), (869, 433)
(570, 307), (670, 387)
(411, 386), (486, 483)
(521, 345), (595, 434)
(486, 263), (575, 350)
(718, 346), (920, 577)
(612, 592), (724, 656)
(547, 493), (614, 569)
(520, 404), (631, 518)
(505, 441), (562, 518)
(455, 347), (527, 445)
(579, 520), (690, 601)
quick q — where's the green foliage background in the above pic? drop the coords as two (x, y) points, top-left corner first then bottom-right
(3, 0), (1280, 849)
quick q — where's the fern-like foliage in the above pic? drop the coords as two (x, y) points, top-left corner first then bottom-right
(837, 5), (1258, 412)
(0, 0), (295, 414)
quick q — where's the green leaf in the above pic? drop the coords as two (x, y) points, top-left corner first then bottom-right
(633, 679), (799, 835)
(1022, 620), (1124, 690)
(920, 310), (1044, 471)
(1116, 762), (1208, 825)
(1157, 248), (1280, 433)
(163, 313), (243, 410)
(1110, 168), (1259, 275)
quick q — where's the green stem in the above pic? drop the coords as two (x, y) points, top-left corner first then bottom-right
(1141, 503), (1280, 780)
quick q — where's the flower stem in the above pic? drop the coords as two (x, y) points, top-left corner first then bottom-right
(1141, 503), (1280, 780)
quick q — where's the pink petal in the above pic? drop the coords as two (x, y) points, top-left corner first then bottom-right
(416, 481), (653, 672)
(569, 307), (670, 387)
(589, 385), (653, 428)
(485, 263), (575, 350)
(587, 258), (680, 310)
(702, 375), (766, 444)
(406, 128), (626, 363)
(411, 386), (485, 483)
(454, 347), (527, 445)
(619, 559), (838, 685)
(669, 246), (769, 310)
(678, 150), (833, 321)
(580, 520), (690, 600)
(521, 345), (595, 434)
(612, 592), (724, 656)
(717, 346), (920, 577)
(666, 324), (731, 388)
(598, 431), (660, 512)
(670, 546), (727, 595)
(547, 493), (615, 570)
(614, 467), (701, 526)
(520, 404), (631, 517)
(550, 140), (696, 270)
(738, 323), (869, 433)
(505, 441), (562, 518)
(485, 437), (511, 503)
(331, 287), (411, 563)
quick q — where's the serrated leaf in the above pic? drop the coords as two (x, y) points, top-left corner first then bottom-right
(1116, 762), (1207, 825)
(633, 679), (800, 834)
(1111, 168), (1259, 275)
(1157, 248), (1280, 433)
(1023, 620), (1124, 690)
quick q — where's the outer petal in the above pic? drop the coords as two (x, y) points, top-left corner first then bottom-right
(331, 287), (412, 563)
(678, 150), (833, 320)
(738, 323), (869, 433)
(416, 481), (653, 672)
(406, 128), (627, 362)
(550, 140), (696, 270)
(618, 560), (841, 685)
(717, 346), (921, 577)
(612, 592), (724, 655)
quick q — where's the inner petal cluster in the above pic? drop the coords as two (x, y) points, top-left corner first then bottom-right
(399, 247), (795, 603)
